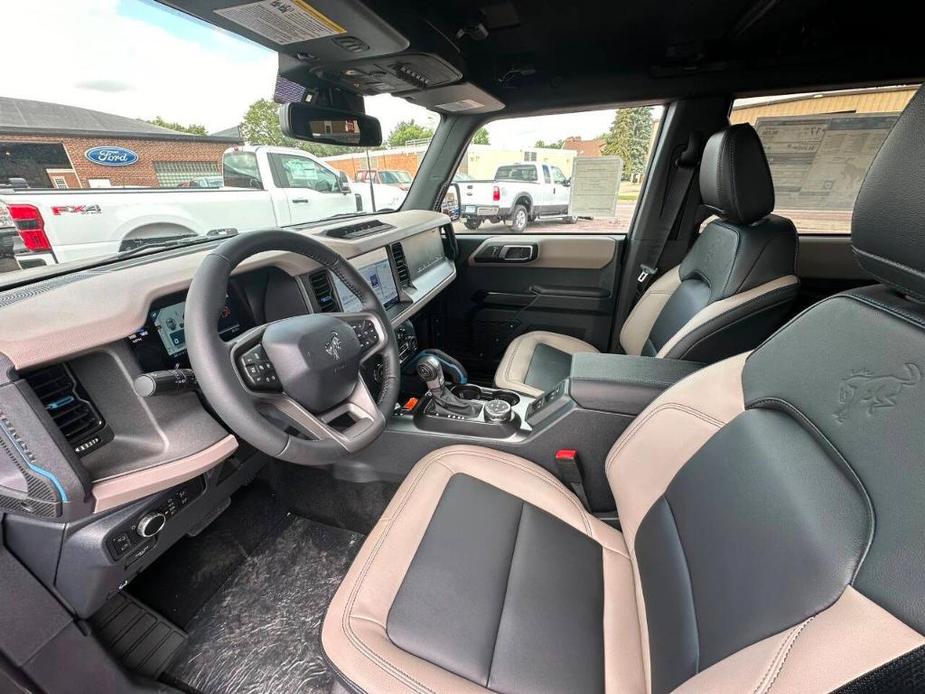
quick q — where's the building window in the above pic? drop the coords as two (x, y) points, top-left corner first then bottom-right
(153, 160), (221, 188)
(523, 151), (537, 161)
(52, 176), (68, 189)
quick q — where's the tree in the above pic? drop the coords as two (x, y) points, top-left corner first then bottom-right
(602, 106), (654, 181)
(387, 119), (434, 147)
(534, 139), (564, 149)
(472, 127), (490, 145)
(239, 98), (353, 156)
(145, 116), (207, 135)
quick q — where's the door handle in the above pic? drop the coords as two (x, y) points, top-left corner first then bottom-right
(292, 198), (310, 204)
(499, 244), (537, 262)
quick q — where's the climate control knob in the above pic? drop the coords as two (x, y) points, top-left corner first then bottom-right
(136, 511), (167, 538)
(484, 399), (513, 423)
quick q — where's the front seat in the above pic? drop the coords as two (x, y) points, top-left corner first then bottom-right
(494, 124), (799, 397)
(322, 85), (925, 694)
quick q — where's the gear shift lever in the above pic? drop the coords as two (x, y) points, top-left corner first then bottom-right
(415, 355), (480, 417)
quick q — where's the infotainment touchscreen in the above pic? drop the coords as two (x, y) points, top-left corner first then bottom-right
(331, 247), (399, 313)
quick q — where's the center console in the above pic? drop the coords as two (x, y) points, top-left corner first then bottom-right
(349, 350), (705, 513)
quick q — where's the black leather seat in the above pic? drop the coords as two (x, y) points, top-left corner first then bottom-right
(322, 88), (925, 693)
(495, 124), (799, 397)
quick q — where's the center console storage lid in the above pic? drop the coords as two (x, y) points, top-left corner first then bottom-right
(568, 353), (703, 415)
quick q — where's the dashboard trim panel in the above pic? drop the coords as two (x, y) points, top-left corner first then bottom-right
(91, 434), (238, 512)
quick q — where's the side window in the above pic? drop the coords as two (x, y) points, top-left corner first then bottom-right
(270, 153), (338, 192)
(733, 85), (919, 234)
(453, 105), (659, 234)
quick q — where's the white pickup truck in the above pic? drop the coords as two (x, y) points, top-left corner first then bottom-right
(459, 162), (577, 232)
(0, 145), (406, 266)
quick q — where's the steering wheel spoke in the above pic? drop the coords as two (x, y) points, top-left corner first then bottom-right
(255, 378), (384, 453)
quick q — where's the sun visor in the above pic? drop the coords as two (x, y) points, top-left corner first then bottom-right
(157, 0), (408, 62)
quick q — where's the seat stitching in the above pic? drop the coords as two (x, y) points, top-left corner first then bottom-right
(751, 622), (802, 694)
(762, 617), (814, 694)
(605, 403), (726, 476)
(338, 448), (594, 691)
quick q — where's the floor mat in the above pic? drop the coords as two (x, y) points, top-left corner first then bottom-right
(167, 516), (363, 694)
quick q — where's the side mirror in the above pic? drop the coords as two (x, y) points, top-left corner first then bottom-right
(279, 103), (382, 147)
(337, 170), (351, 193)
(441, 183), (461, 221)
(563, 178), (571, 187)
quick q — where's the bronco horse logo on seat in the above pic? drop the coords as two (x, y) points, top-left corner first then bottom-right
(835, 363), (921, 423)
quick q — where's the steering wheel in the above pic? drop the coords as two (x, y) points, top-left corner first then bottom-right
(185, 229), (400, 465)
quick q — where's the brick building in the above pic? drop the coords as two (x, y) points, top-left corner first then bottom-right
(0, 97), (240, 189)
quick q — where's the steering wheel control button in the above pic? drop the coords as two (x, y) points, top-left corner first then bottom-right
(136, 511), (167, 538)
(238, 344), (282, 391)
(484, 398), (513, 423)
(350, 319), (379, 352)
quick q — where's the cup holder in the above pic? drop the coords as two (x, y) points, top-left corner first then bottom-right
(492, 390), (520, 406)
(451, 384), (521, 406)
(452, 384), (482, 400)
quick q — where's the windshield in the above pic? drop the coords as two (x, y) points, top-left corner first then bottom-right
(0, 0), (436, 281)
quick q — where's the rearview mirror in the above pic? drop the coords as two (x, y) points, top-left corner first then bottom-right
(279, 103), (382, 147)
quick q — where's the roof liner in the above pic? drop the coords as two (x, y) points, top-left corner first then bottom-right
(160, 0), (925, 114)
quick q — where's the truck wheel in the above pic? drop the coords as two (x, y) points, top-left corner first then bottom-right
(464, 219), (482, 230)
(510, 204), (529, 233)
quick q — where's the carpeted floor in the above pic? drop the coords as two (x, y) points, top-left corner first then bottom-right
(166, 515), (363, 694)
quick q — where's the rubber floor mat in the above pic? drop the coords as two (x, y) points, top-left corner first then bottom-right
(167, 515), (362, 693)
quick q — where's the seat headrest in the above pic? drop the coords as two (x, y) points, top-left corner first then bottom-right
(852, 85), (925, 301)
(699, 124), (775, 225)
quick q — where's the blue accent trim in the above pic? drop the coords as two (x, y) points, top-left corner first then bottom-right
(411, 351), (468, 384)
(26, 462), (68, 503)
(0, 419), (68, 502)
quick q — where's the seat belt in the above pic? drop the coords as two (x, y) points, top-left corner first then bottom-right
(633, 132), (703, 300)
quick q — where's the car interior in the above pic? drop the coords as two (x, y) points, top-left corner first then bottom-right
(2, 0), (925, 693)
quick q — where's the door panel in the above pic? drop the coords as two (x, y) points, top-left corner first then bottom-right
(435, 234), (624, 382)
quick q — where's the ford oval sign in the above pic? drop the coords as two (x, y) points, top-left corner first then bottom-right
(85, 146), (139, 167)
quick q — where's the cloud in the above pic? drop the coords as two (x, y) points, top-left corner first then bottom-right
(75, 79), (134, 93)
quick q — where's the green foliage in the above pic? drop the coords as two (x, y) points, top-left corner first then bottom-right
(472, 127), (490, 145)
(602, 107), (654, 181)
(534, 139), (564, 149)
(239, 98), (354, 156)
(145, 116), (207, 135)
(387, 119), (434, 147)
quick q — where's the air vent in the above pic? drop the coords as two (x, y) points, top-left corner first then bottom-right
(391, 243), (411, 287)
(24, 364), (108, 456)
(308, 269), (338, 312)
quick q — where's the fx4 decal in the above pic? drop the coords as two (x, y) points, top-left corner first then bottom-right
(51, 205), (102, 215)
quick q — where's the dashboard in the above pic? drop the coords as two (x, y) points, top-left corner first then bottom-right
(0, 210), (454, 618)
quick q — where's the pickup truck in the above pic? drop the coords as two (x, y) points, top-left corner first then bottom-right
(459, 162), (577, 232)
(355, 169), (414, 191)
(0, 145), (406, 266)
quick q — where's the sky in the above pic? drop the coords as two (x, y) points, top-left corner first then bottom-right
(0, 0), (651, 147)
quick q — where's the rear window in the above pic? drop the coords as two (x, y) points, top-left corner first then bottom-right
(494, 165), (538, 182)
(222, 151), (262, 190)
(732, 85), (919, 234)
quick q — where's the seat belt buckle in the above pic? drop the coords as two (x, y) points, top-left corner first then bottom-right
(555, 449), (591, 511)
(637, 264), (657, 284)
